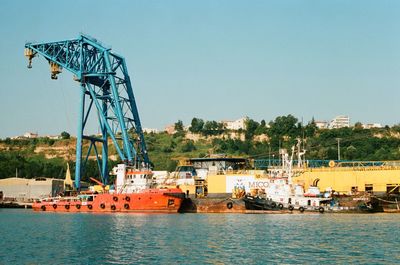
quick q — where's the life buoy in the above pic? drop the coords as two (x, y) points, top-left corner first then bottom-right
(226, 202), (233, 209)
(299, 207), (305, 213)
(318, 206), (324, 213)
(76, 204), (81, 209)
(52, 204), (57, 209)
(41, 205), (46, 211)
(87, 204), (93, 210)
(125, 196), (130, 202)
(65, 205), (70, 210)
(100, 203), (105, 209)
(124, 204), (129, 210)
(113, 196), (118, 202)
(329, 160), (335, 168)
(111, 205), (116, 211)
(288, 205), (294, 211)
(278, 203), (284, 210)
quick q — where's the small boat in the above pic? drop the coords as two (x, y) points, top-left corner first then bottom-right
(33, 164), (185, 213)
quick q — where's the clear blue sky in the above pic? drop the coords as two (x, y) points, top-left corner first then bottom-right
(0, 0), (399, 138)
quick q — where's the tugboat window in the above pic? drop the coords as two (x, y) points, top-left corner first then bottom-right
(365, 184), (373, 193)
(386, 184), (400, 195)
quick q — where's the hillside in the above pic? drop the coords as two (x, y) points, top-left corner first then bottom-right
(1, 115), (399, 183)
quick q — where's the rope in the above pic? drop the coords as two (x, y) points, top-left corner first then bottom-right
(371, 196), (400, 204)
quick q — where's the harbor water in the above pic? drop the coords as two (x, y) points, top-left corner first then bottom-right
(1, 209), (400, 264)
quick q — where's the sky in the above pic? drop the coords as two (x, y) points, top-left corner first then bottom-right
(0, 0), (399, 138)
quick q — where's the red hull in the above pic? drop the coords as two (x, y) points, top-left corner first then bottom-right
(33, 188), (185, 213)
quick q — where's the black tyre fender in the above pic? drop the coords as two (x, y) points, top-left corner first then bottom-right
(76, 204), (81, 209)
(113, 196), (118, 202)
(52, 204), (57, 209)
(278, 203), (284, 210)
(87, 204), (93, 210)
(124, 203), (130, 210)
(318, 206), (324, 213)
(65, 204), (70, 210)
(226, 202), (233, 209)
(41, 205), (46, 211)
(288, 205), (294, 211)
(100, 203), (105, 209)
(125, 196), (130, 202)
(111, 205), (116, 211)
(271, 202), (277, 208)
(299, 206), (305, 213)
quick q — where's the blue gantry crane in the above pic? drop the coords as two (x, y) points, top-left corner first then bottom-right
(24, 34), (150, 189)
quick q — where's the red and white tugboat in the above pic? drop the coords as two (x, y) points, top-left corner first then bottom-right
(33, 164), (185, 213)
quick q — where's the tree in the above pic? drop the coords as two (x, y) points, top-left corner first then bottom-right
(174, 120), (184, 132)
(268, 115), (300, 138)
(189, 118), (204, 133)
(304, 119), (317, 137)
(61, 131), (70, 139)
(245, 118), (259, 140)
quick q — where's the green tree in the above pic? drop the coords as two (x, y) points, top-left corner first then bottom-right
(189, 118), (204, 133)
(268, 115), (300, 138)
(61, 131), (70, 139)
(174, 120), (184, 132)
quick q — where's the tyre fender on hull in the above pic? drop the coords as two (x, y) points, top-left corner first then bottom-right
(278, 203), (284, 210)
(318, 206), (324, 213)
(299, 206), (305, 213)
(288, 205), (294, 211)
(226, 202), (233, 209)
(41, 205), (46, 211)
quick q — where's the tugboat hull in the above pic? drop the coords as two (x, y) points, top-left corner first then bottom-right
(33, 188), (185, 213)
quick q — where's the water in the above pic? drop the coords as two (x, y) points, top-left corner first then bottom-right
(1, 209), (399, 265)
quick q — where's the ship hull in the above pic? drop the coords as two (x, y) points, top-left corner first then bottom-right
(32, 188), (185, 213)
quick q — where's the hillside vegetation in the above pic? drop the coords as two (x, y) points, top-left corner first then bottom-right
(1, 115), (399, 183)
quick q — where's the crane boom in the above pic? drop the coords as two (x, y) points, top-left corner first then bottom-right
(25, 34), (150, 189)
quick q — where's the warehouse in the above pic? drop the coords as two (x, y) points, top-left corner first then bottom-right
(0, 177), (64, 201)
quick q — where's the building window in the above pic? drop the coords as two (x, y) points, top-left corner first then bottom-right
(365, 184), (373, 193)
(386, 184), (400, 195)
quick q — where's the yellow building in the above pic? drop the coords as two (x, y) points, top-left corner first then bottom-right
(294, 163), (400, 195)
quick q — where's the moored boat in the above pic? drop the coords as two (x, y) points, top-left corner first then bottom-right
(33, 164), (185, 213)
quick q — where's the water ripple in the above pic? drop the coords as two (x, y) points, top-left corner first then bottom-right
(1, 210), (400, 264)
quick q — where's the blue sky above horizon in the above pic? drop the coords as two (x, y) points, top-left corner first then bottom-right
(0, 0), (399, 138)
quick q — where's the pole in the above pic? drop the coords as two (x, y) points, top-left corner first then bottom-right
(336, 138), (341, 161)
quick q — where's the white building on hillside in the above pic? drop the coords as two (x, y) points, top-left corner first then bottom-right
(362, 123), (383, 129)
(24, 132), (38, 138)
(329, 115), (350, 129)
(223, 117), (247, 130)
(143, 128), (159, 134)
(315, 121), (328, 129)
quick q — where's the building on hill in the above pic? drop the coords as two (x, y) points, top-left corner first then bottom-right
(329, 115), (350, 129)
(223, 117), (247, 130)
(143, 128), (159, 134)
(24, 132), (38, 138)
(315, 121), (328, 129)
(362, 123), (383, 129)
(164, 124), (176, 135)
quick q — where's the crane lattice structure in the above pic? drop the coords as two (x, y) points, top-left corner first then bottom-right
(24, 34), (150, 189)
